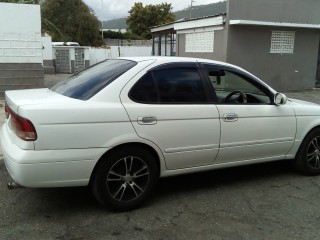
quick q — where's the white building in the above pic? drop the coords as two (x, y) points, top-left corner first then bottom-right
(0, 2), (44, 96)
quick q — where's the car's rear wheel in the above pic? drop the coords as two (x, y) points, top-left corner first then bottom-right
(91, 146), (158, 210)
(295, 128), (320, 175)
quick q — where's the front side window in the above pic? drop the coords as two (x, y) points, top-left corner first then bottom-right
(130, 67), (207, 104)
(204, 65), (271, 104)
(51, 59), (137, 100)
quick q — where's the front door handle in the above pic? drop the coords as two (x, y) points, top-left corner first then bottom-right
(137, 116), (157, 125)
(223, 113), (238, 122)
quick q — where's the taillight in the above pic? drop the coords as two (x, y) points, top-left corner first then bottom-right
(5, 103), (37, 141)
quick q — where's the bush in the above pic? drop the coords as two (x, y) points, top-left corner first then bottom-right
(123, 32), (146, 40)
(102, 30), (124, 39)
(102, 30), (147, 40)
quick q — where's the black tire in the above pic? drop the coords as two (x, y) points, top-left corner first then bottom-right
(295, 128), (320, 175)
(91, 146), (158, 211)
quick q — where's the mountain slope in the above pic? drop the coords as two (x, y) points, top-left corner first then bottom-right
(103, 1), (227, 29)
(175, 1), (226, 20)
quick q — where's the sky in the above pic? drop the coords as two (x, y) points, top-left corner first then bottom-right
(83, 0), (223, 21)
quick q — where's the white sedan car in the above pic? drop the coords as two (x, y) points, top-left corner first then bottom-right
(1, 57), (320, 210)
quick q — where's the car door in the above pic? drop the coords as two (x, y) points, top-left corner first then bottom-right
(120, 62), (221, 170)
(201, 63), (296, 164)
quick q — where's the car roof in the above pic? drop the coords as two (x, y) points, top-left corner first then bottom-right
(118, 56), (238, 69)
(120, 56), (245, 73)
(117, 56), (196, 64)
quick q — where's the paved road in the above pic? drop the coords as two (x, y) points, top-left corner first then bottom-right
(0, 79), (320, 239)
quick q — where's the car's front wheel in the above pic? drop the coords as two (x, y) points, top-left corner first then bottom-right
(295, 128), (320, 175)
(91, 146), (158, 210)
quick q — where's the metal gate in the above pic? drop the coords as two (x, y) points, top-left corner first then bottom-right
(74, 48), (85, 73)
(55, 49), (71, 73)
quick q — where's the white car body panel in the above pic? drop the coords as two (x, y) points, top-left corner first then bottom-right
(1, 122), (108, 187)
(2, 56), (320, 188)
(5, 88), (74, 150)
(215, 104), (296, 163)
(120, 64), (220, 170)
(121, 102), (221, 170)
(6, 89), (137, 151)
(284, 99), (320, 159)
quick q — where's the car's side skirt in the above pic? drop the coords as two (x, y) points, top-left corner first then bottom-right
(160, 155), (287, 178)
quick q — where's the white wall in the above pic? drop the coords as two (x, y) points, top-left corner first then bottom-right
(89, 46), (152, 64)
(42, 36), (53, 60)
(111, 46), (152, 58)
(89, 47), (111, 65)
(0, 3), (42, 63)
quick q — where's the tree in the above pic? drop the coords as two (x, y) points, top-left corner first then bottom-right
(127, 2), (175, 39)
(41, 0), (103, 46)
(0, 0), (40, 4)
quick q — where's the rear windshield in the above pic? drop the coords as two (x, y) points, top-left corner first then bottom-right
(51, 59), (137, 100)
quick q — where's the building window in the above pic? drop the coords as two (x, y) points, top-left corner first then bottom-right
(270, 31), (295, 54)
(152, 32), (176, 56)
(185, 31), (214, 53)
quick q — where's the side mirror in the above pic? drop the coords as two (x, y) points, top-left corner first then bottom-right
(274, 93), (287, 106)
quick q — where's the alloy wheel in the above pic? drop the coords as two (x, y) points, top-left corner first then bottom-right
(106, 156), (150, 202)
(307, 136), (320, 169)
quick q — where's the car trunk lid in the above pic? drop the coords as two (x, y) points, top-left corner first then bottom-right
(5, 88), (79, 115)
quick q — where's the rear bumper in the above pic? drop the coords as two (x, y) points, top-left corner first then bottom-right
(0, 124), (108, 187)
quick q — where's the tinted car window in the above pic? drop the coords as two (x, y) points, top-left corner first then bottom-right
(51, 59), (137, 100)
(203, 64), (271, 104)
(129, 72), (158, 103)
(130, 68), (207, 104)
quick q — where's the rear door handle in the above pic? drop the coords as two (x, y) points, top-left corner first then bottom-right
(137, 116), (157, 125)
(223, 113), (238, 122)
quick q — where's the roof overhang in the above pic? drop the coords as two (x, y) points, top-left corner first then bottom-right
(229, 20), (320, 29)
(151, 23), (175, 33)
(174, 15), (225, 30)
(151, 15), (225, 33)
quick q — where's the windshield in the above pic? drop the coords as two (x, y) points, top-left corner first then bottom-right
(51, 59), (137, 100)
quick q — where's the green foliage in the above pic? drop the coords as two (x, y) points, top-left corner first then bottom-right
(127, 2), (175, 39)
(103, 30), (125, 39)
(124, 32), (145, 40)
(0, 0), (40, 4)
(41, 0), (103, 46)
(102, 30), (145, 40)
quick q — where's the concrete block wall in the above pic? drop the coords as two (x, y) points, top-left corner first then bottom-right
(42, 36), (55, 74)
(0, 3), (44, 97)
(0, 32), (43, 63)
(0, 63), (44, 96)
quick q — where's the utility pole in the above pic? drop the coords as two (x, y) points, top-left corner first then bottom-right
(189, 0), (195, 19)
(101, 0), (104, 39)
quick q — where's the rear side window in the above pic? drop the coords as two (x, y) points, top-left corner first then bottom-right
(130, 68), (207, 104)
(51, 59), (137, 100)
